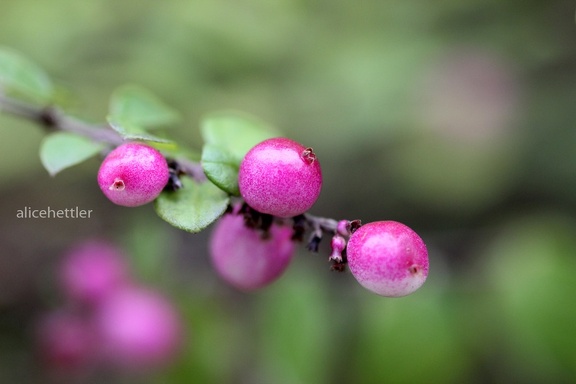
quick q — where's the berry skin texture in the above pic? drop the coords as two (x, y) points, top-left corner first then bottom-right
(346, 221), (429, 297)
(97, 142), (169, 207)
(238, 137), (322, 218)
(209, 210), (295, 291)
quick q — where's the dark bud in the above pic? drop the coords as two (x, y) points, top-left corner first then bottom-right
(260, 213), (274, 233)
(240, 204), (274, 239)
(291, 215), (306, 241)
(241, 203), (259, 229)
(163, 159), (184, 191)
(224, 203), (234, 215)
(349, 220), (362, 234)
(306, 234), (322, 253)
(258, 213), (274, 240)
(39, 107), (58, 129)
(164, 172), (183, 191)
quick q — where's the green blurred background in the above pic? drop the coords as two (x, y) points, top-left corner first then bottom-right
(1, 0), (576, 383)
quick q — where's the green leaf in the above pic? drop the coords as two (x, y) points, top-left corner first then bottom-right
(148, 141), (201, 162)
(201, 144), (241, 196)
(199, 112), (282, 196)
(200, 110), (281, 159)
(107, 117), (173, 143)
(39, 132), (105, 176)
(0, 46), (53, 103)
(154, 178), (229, 233)
(109, 84), (180, 128)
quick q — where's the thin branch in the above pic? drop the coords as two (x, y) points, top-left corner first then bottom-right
(50, 109), (124, 146)
(0, 93), (43, 121)
(303, 212), (339, 234)
(0, 93), (123, 145)
(0, 93), (206, 182)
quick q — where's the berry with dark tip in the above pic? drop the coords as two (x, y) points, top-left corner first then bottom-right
(238, 138), (322, 218)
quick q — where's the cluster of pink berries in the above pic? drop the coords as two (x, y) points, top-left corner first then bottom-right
(96, 138), (429, 297)
(213, 137), (429, 296)
(36, 240), (182, 376)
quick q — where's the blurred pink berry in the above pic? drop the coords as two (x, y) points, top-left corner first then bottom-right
(97, 142), (169, 207)
(346, 221), (429, 297)
(238, 138), (322, 218)
(94, 287), (183, 370)
(36, 310), (96, 372)
(59, 240), (130, 306)
(209, 210), (295, 291)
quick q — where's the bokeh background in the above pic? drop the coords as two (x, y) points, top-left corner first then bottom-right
(1, 0), (576, 383)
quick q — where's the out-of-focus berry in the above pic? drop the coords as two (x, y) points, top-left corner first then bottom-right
(36, 310), (96, 372)
(59, 240), (130, 306)
(94, 287), (183, 370)
(209, 210), (295, 291)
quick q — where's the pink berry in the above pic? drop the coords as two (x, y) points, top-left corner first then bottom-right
(94, 287), (183, 370)
(97, 142), (169, 207)
(238, 138), (322, 218)
(209, 209), (295, 291)
(346, 221), (429, 297)
(36, 310), (96, 372)
(59, 240), (131, 306)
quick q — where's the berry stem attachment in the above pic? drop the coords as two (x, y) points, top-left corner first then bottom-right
(301, 147), (317, 164)
(302, 213), (339, 234)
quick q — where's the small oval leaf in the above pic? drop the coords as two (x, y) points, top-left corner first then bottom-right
(200, 110), (281, 159)
(154, 178), (229, 233)
(109, 84), (180, 128)
(201, 144), (241, 196)
(0, 46), (53, 103)
(40, 132), (105, 176)
(107, 117), (173, 143)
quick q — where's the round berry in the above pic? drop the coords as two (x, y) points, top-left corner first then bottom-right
(97, 142), (169, 207)
(59, 240), (131, 306)
(346, 221), (429, 297)
(94, 287), (182, 370)
(36, 310), (96, 372)
(209, 209), (295, 291)
(238, 137), (322, 218)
